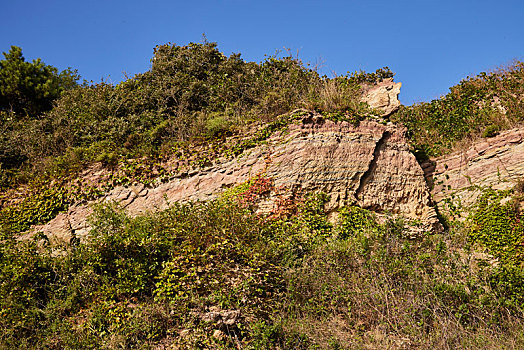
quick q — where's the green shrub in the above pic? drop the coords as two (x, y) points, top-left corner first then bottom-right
(337, 205), (377, 239)
(392, 62), (524, 156)
(249, 321), (310, 349)
(95, 151), (118, 167)
(468, 188), (523, 264)
(204, 113), (232, 138)
(482, 124), (500, 138)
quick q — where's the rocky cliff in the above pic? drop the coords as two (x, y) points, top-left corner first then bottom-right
(34, 112), (443, 243)
(425, 128), (524, 213)
(30, 77), (524, 244)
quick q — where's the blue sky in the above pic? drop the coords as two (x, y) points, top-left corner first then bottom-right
(1, 0), (523, 104)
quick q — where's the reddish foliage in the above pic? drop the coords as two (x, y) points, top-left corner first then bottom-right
(237, 176), (274, 208)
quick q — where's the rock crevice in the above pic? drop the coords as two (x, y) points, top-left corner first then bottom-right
(356, 130), (390, 203)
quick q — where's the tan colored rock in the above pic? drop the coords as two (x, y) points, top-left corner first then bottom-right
(33, 115), (441, 242)
(198, 307), (241, 328)
(361, 78), (402, 117)
(426, 127), (524, 211)
(212, 329), (225, 340)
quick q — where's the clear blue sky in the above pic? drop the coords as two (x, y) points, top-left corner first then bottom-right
(1, 0), (523, 105)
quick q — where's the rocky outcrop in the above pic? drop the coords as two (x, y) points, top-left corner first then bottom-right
(361, 78), (402, 117)
(34, 114), (441, 243)
(425, 127), (524, 210)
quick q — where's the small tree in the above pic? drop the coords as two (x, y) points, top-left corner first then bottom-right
(0, 46), (80, 118)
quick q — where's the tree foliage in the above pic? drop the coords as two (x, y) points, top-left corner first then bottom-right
(0, 46), (79, 118)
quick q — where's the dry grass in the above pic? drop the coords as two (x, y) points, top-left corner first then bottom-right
(301, 78), (363, 113)
(270, 223), (524, 349)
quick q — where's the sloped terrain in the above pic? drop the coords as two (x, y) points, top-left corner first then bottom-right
(0, 43), (523, 349)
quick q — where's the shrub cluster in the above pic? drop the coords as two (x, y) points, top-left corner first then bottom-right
(392, 61), (524, 157)
(468, 188), (524, 266)
(1, 187), (522, 348)
(0, 42), (390, 187)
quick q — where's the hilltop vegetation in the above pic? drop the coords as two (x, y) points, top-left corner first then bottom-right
(0, 42), (386, 186)
(0, 42), (523, 349)
(392, 62), (524, 158)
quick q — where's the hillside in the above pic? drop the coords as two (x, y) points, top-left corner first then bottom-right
(0, 43), (523, 349)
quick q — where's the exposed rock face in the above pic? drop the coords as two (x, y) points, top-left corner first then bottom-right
(425, 127), (524, 210)
(34, 115), (441, 243)
(361, 78), (402, 116)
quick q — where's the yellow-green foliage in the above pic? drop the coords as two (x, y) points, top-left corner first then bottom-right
(0, 186), (68, 234)
(337, 205), (377, 238)
(468, 188), (524, 265)
(393, 61), (524, 157)
(0, 195), (523, 348)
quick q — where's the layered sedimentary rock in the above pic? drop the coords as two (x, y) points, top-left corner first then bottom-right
(34, 114), (441, 243)
(425, 127), (524, 209)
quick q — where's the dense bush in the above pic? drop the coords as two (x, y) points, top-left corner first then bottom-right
(47, 42), (364, 152)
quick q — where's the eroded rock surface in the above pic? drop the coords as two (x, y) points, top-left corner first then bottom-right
(425, 127), (524, 210)
(361, 78), (402, 117)
(34, 115), (441, 243)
